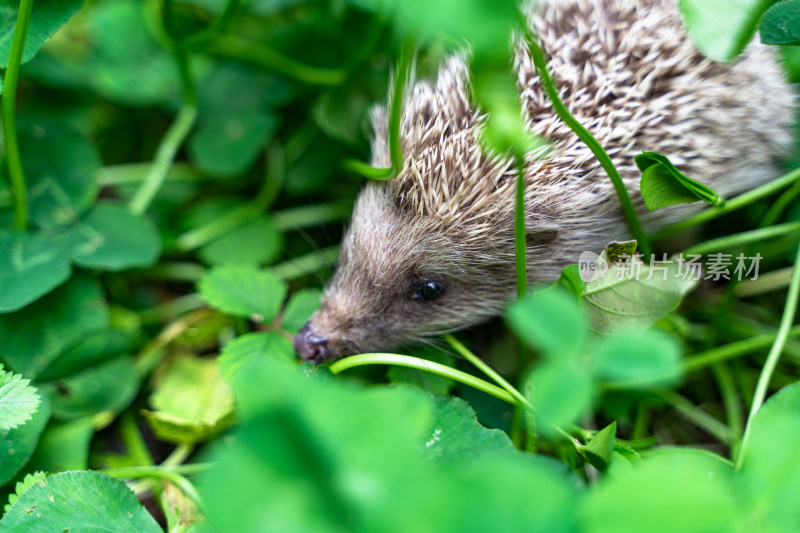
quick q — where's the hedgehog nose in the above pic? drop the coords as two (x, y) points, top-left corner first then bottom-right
(293, 322), (330, 363)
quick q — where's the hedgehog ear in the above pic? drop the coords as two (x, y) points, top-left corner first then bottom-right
(526, 223), (559, 247)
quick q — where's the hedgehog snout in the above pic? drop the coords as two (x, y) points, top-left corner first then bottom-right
(293, 322), (331, 363)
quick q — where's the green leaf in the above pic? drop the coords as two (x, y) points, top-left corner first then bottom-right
(199, 264), (287, 322)
(5, 471), (47, 513)
(189, 111), (279, 177)
(44, 357), (138, 421)
(85, 0), (181, 105)
(581, 448), (738, 532)
(0, 230), (71, 312)
(199, 216), (284, 266)
(423, 394), (513, 463)
(678, 0), (774, 62)
(0, 471), (162, 532)
(36, 329), (131, 381)
(605, 240), (638, 263)
(0, 273), (108, 379)
(18, 120), (100, 228)
(760, 0), (800, 45)
(738, 382), (800, 529)
(579, 421), (616, 472)
(218, 332), (296, 385)
(553, 264), (586, 298)
(582, 253), (697, 334)
(593, 329), (684, 389)
(313, 85), (373, 146)
(451, 452), (581, 533)
(70, 203), (162, 270)
(527, 361), (593, 432)
(281, 288), (322, 333)
(0, 0), (82, 67)
(506, 288), (586, 358)
(636, 152), (723, 210)
(25, 419), (93, 474)
(0, 365), (40, 430)
(0, 395), (50, 486)
(143, 355), (234, 444)
(201, 356), (442, 533)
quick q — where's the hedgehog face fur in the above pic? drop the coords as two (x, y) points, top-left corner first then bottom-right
(294, 0), (795, 362)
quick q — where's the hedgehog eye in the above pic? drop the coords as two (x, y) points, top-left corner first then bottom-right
(410, 279), (446, 301)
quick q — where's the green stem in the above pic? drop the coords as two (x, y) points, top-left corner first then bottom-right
(344, 39), (414, 180)
(712, 363), (743, 457)
(650, 166), (800, 241)
(120, 412), (154, 467)
(273, 202), (351, 232)
(445, 334), (533, 409)
(271, 245), (339, 280)
(683, 221), (800, 256)
(526, 35), (651, 258)
(175, 145), (284, 251)
(736, 266), (795, 298)
(760, 178), (800, 227)
(737, 245), (800, 469)
(99, 162), (204, 186)
(684, 325), (800, 372)
(129, 101), (197, 215)
(515, 156), (527, 298)
(329, 353), (517, 405)
(130, 11), (198, 215)
(102, 466), (204, 510)
(2, 0), (34, 229)
(182, 0), (242, 47)
(658, 390), (734, 444)
(387, 40), (412, 178)
(344, 159), (392, 179)
(208, 35), (346, 85)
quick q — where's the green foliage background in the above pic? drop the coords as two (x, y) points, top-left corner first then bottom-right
(1, 0), (800, 532)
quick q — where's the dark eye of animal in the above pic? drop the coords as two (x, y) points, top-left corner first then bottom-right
(410, 279), (445, 301)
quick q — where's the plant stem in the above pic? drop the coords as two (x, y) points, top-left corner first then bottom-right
(684, 325), (800, 372)
(712, 363), (743, 457)
(683, 221), (800, 256)
(737, 245), (800, 469)
(526, 35), (651, 259)
(131, 7), (198, 215)
(2, 0), (34, 229)
(208, 35), (346, 85)
(388, 40), (413, 178)
(650, 166), (800, 241)
(344, 39), (413, 180)
(444, 334), (533, 409)
(515, 156), (527, 298)
(329, 353), (517, 405)
(344, 159), (392, 179)
(760, 178), (800, 227)
(657, 390), (735, 444)
(99, 162), (204, 186)
(103, 466), (204, 511)
(272, 202), (351, 231)
(182, 0), (242, 47)
(175, 145), (285, 251)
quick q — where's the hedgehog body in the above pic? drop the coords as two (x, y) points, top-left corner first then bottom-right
(295, 0), (796, 362)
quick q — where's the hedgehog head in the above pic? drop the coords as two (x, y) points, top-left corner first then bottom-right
(294, 58), (559, 361)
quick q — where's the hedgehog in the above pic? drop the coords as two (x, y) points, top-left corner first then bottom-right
(294, 0), (796, 362)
